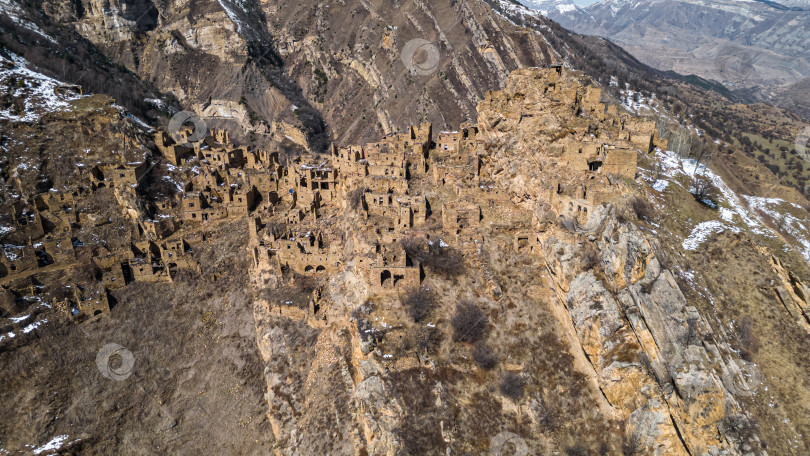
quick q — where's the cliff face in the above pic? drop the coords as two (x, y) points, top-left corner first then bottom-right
(42, 0), (563, 147)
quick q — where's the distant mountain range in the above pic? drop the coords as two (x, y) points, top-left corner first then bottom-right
(521, 0), (810, 119)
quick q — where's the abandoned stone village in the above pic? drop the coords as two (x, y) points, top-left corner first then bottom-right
(19, 64), (790, 456)
(0, 65), (663, 333)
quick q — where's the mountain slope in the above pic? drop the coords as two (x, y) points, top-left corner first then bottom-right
(26, 0), (809, 199)
(523, 0), (810, 118)
(0, 52), (276, 454)
(39, 0), (562, 149)
(2, 1), (810, 454)
(0, 0), (177, 120)
(4, 59), (809, 455)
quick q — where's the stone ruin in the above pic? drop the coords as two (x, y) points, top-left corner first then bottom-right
(0, 65), (664, 326)
(244, 65), (666, 319)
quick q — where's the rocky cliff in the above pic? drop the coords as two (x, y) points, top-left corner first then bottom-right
(39, 0), (566, 148)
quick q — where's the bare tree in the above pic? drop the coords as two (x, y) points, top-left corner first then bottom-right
(669, 128), (694, 157)
(651, 159), (664, 182)
(692, 175), (720, 207)
(692, 139), (715, 174)
(451, 300), (488, 343)
(401, 286), (435, 323)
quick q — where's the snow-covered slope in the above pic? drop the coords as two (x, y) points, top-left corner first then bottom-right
(644, 149), (810, 265)
(0, 53), (83, 122)
(774, 0), (810, 7)
(0, 0), (57, 44)
(519, 0), (582, 16)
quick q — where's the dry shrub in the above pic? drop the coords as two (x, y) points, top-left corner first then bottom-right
(565, 443), (589, 456)
(738, 317), (760, 361)
(408, 326), (443, 356)
(401, 237), (424, 260)
(451, 300), (488, 343)
(655, 248), (673, 271)
(266, 220), (288, 239)
(580, 248), (600, 271)
(263, 274), (320, 310)
(692, 175), (720, 207)
(137, 158), (177, 202)
(638, 352), (653, 376)
(401, 286), (435, 323)
(631, 196), (655, 221)
(532, 396), (562, 432)
(536, 202), (557, 227)
(389, 368), (459, 454)
(686, 318), (701, 346)
(499, 372), (525, 401)
(472, 342), (498, 370)
(427, 246), (464, 277)
(621, 431), (642, 456)
(295, 275), (319, 294)
(348, 186), (366, 211)
(719, 414), (761, 451)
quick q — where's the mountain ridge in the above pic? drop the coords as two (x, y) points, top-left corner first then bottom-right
(522, 0), (810, 119)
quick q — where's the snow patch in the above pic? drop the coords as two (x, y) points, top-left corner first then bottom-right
(620, 88), (660, 114)
(744, 196), (810, 263)
(0, 53), (82, 122)
(31, 435), (69, 455)
(557, 4), (576, 13)
(217, 0), (249, 33)
(652, 179), (669, 192)
(649, 150), (810, 264)
(682, 221), (739, 250)
(21, 319), (46, 334)
(8, 314), (30, 323)
(0, 0), (58, 43)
